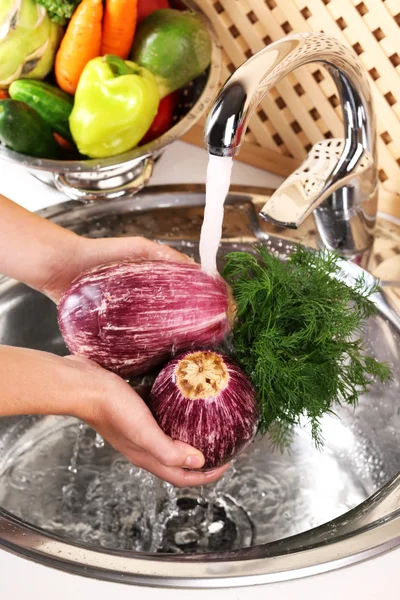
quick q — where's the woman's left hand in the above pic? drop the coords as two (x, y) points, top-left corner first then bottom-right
(0, 194), (191, 303)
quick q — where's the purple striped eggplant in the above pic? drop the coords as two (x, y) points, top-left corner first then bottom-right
(58, 260), (233, 377)
(148, 350), (259, 469)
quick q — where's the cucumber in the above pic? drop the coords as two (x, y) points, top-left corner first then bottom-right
(9, 80), (74, 142)
(0, 99), (59, 159)
(131, 9), (212, 98)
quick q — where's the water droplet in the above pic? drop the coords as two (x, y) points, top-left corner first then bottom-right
(94, 433), (105, 449)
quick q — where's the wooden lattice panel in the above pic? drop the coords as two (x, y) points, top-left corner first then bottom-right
(184, 0), (400, 217)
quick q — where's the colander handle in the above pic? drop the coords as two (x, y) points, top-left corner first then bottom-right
(53, 157), (154, 203)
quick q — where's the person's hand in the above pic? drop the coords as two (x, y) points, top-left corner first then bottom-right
(0, 194), (191, 303)
(69, 356), (230, 487)
(41, 234), (191, 302)
(1, 346), (229, 487)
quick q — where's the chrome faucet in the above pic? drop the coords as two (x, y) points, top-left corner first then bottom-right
(204, 33), (378, 265)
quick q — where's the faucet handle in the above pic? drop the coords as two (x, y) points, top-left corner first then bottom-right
(259, 138), (374, 229)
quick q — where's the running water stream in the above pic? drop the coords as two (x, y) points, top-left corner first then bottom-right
(199, 155), (233, 273)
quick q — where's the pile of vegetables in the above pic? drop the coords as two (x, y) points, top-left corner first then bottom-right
(0, 0), (212, 159)
(58, 247), (392, 469)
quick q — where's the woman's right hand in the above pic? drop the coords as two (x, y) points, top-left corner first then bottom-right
(68, 355), (230, 487)
(0, 346), (229, 487)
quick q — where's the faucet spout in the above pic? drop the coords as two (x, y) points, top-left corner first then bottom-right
(204, 33), (378, 261)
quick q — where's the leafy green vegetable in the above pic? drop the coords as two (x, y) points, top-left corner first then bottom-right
(223, 245), (392, 449)
(36, 0), (81, 25)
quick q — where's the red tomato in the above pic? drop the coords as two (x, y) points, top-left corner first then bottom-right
(137, 0), (170, 24)
(140, 92), (179, 144)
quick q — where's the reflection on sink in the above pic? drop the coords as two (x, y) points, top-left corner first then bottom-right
(0, 186), (399, 582)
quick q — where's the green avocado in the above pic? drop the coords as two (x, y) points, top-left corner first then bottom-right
(131, 9), (212, 98)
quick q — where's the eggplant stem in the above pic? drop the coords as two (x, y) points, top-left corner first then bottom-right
(176, 351), (229, 399)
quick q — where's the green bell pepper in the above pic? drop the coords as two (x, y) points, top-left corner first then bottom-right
(69, 55), (160, 159)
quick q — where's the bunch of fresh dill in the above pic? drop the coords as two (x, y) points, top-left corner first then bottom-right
(36, 0), (81, 25)
(223, 245), (392, 449)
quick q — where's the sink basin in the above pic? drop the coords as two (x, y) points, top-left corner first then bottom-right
(0, 184), (399, 587)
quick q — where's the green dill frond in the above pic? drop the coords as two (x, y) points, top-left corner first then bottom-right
(223, 245), (392, 449)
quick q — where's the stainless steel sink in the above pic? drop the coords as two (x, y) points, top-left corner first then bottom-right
(0, 185), (399, 587)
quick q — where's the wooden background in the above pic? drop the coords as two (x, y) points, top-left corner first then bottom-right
(183, 0), (400, 218)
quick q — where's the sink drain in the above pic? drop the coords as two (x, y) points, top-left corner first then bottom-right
(159, 495), (254, 553)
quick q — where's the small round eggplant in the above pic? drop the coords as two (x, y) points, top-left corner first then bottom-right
(58, 260), (233, 377)
(148, 349), (259, 470)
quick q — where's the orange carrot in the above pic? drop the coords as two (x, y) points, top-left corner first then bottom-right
(0, 90), (9, 99)
(101, 0), (138, 59)
(55, 0), (103, 95)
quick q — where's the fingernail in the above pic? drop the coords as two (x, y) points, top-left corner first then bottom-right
(184, 455), (204, 468)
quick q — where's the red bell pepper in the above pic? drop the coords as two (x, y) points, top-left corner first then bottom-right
(140, 92), (178, 144)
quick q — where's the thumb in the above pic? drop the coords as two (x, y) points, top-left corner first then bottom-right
(137, 417), (205, 469)
(168, 440), (206, 470)
(91, 372), (206, 469)
(112, 387), (205, 469)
